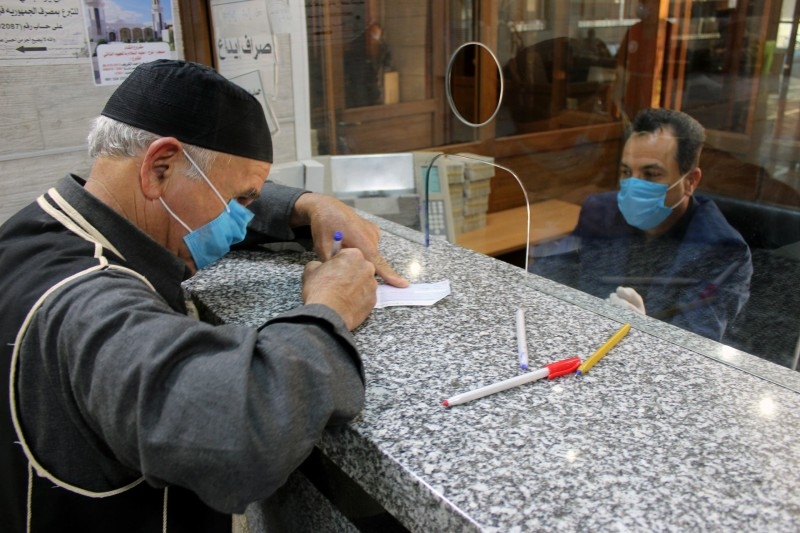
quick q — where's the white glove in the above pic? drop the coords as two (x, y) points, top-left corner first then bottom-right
(607, 286), (646, 315)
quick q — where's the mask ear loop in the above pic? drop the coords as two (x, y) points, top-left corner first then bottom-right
(182, 149), (230, 213)
(666, 171), (691, 210)
(159, 197), (193, 233)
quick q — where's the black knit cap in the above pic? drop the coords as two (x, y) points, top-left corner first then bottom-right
(101, 59), (273, 163)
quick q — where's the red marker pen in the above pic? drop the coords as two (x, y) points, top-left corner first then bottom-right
(442, 357), (581, 407)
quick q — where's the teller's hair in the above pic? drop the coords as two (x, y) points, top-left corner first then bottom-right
(629, 108), (706, 174)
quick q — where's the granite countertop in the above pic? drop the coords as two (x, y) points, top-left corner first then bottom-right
(185, 215), (800, 532)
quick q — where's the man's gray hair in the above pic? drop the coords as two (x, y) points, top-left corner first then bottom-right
(87, 115), (216, 179)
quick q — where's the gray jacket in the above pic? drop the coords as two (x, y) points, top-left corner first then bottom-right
(0, 175), (364, 531)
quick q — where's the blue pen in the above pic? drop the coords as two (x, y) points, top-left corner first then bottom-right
(332, 231), (343, 256)
(516, 308), (528, 370)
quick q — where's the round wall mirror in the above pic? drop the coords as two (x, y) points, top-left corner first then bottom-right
(445, 42), (505, 128)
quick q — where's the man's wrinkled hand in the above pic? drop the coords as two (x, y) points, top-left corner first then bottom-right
(293, 193), (409, 288)
(302, 248), (377, 330)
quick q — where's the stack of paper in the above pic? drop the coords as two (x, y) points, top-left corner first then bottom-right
(457, 153), (495, 232)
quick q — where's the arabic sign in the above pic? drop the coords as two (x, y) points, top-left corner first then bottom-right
(210, 0), (275, 69)
(216, 33), (273, 62)
(96, 42), (172, 84)
(211, 0), (278, 135)
(0, 0), (88, 63)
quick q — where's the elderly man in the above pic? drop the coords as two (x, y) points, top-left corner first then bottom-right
(532, 108), (752, 341)
(0, 60), (407, 532)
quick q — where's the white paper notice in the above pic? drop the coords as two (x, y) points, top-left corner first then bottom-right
(375, 280), (451, 309)
(96, 43), (174, 86)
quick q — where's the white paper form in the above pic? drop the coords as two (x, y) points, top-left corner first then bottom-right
(375, 280), (451, 309)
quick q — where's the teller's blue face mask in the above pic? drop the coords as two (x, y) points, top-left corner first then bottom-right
(617, 173), (688, 231)
(160, 150), (254, 270)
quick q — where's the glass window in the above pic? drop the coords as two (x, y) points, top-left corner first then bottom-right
(496, 0), (623, 136)
(306, 0), (800, 371)
(305, 0), (434, 154)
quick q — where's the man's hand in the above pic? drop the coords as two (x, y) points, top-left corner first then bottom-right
(292, 193), (409, 288)
(302, 249), (377, 330)
(607, 286), (646, 315)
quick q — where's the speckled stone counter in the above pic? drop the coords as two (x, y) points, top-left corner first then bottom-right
(184, 214), (800, 532)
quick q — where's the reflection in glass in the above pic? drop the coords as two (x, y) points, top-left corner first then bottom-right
(497, 1), (623, 135)
(490, 0), (800, 372)
(306, 0), (800, 374)
(305, 0), (432, 155)
(502, 35), (617, 133)
(341, 21), (394, 108)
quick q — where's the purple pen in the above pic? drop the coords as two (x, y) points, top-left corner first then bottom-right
(332, 231), (343, 256)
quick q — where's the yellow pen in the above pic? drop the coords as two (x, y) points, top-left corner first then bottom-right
(576, 323), (631, 375)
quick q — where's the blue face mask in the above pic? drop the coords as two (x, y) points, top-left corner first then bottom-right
(160, 151), (255, 270)
(617, 174), (687, 231)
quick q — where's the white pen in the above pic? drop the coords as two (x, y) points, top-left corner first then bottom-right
(332, 230), (343, 256)
(442, 357), (581, 407)
(516, 308), (528, 370)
